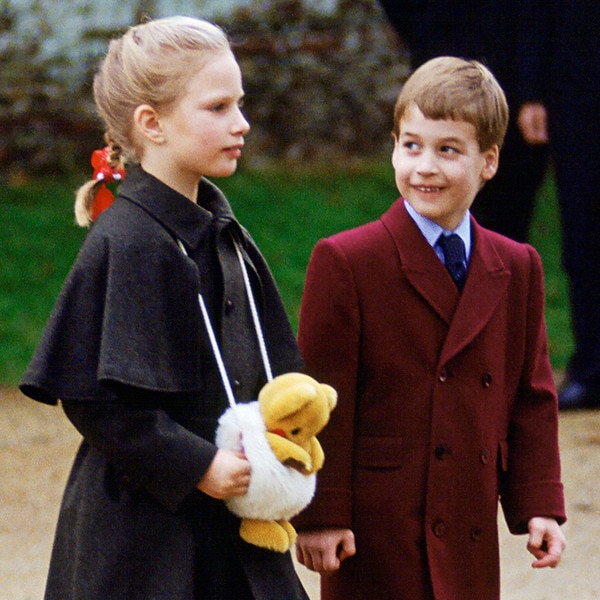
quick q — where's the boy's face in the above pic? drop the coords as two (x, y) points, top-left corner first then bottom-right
(392, 103), (499, 230)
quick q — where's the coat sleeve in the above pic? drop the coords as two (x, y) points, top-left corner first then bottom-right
(513, 0), (551, 104)
(377, 0), (416, 44)
(61, 392), (217, 512)
(294, 238), (360, 530)
(500, 245), (566, 532)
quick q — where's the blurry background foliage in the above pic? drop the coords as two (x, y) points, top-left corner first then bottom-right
(0, 0), (572, 385)
(0, 0), (408, 178)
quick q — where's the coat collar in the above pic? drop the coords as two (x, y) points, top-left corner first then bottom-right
(381, 200), (511, 363)
(116, 165), (238, 250)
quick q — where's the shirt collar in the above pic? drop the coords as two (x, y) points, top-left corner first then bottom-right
(404, 199), (471, 259)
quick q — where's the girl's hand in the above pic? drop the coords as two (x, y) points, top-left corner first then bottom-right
(197, 449), (251, 499)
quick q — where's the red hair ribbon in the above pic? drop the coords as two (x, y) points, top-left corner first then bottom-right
(91, 147), (125, 221)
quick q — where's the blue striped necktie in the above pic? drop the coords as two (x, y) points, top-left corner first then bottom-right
(437, 233), (467, 291)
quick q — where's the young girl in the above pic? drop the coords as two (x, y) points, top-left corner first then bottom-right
(20, 16), (308, 600)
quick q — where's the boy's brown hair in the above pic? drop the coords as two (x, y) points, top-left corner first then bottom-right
(392, 56), (509, 151)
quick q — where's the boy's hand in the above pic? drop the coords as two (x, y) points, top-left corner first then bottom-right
(197, 449), (251, 499)
(296, 528), (356, 574)
(527, 516), (566, 568)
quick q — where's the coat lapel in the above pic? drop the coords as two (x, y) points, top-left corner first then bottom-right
(439, 221), (511, 364)
(382, 202), (460, 323)
(382, 203), (511, 363)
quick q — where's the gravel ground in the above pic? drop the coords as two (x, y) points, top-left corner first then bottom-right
(1, 387), (598, 599)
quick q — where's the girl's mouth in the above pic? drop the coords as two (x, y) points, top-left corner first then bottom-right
(224, 145), (243, 158)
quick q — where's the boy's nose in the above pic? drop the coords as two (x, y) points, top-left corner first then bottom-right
(416, 150), (439, 174)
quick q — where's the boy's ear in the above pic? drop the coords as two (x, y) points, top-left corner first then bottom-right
(481, 145), (500, 181)
(133, 104), (166, 145)
(391, 135), (401, 166)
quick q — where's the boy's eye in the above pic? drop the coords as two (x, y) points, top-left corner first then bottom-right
(210, 103), (226, 112)
(403, 141), (420, 151)
(440, 145), (459, 154)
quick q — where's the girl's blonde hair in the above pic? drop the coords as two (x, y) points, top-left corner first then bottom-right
(392, 56), (509, 152)
(75, 16), (231, 226)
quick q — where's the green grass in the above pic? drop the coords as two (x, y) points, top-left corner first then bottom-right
(528, 168), (574, 369)
(0, 178), (86, 384)
(0, 161), (572, 386)
(220, 161), (397, 327)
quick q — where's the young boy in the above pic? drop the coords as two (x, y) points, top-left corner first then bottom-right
(294, 57), (566, 600)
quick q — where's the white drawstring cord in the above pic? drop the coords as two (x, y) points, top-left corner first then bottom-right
(178, 234), (273, 410)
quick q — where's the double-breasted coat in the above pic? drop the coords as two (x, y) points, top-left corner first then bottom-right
(20, 166), (308, 600)
(294, 200), (565, 600)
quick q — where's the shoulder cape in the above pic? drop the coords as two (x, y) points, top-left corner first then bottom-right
(21, 170), (301, 404)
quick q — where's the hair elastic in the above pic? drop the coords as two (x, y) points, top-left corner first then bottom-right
(90, 146), (125, 221)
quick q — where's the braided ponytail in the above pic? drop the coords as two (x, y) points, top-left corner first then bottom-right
(74, 134), (125, 227)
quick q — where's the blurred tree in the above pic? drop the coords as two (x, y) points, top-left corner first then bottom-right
(0, 0), (408, 178)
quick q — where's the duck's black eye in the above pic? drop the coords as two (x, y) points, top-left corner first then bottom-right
(291, 428), (301, 436)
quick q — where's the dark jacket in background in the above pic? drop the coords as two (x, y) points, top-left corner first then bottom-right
(378, 0), (549, 242)
(526, 0), (600, 389)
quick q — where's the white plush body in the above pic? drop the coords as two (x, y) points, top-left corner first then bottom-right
(215, 401), (316, 520)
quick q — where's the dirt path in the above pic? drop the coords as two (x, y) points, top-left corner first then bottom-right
(1, 388), (598, 599)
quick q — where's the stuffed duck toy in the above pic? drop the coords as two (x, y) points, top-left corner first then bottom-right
(215, 372), (337, 552)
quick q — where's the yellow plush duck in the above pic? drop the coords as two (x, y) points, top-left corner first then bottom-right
(215, 372), (337, 552)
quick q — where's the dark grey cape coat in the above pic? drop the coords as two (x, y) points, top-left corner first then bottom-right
(20, 166), (307, 600)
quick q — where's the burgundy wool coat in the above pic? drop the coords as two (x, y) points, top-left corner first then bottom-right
(294, 200), (566, 600)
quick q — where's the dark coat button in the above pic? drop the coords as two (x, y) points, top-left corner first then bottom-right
(225, 299), (234, 314)
(481, 372), (493, 388)
(438, 370), (448, 383)
(470, 526), (482, 541)
(233, 379), (242, 390)
(434, 444), (452, 460)
(480, 448), (491, 464)
(432, 520), (446, 538)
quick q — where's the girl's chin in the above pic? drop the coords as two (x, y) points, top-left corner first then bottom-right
(207, 162), (239, 179)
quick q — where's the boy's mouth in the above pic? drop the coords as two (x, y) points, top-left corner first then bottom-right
(414, 185), (443, 193)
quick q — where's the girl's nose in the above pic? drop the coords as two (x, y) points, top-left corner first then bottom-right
(235, 107), (250, 135)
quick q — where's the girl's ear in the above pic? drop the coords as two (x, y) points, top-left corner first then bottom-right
(133, 104), (165, 145)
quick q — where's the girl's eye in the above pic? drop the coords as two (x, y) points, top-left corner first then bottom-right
(211, 103), (226, 112)
(403, 141), (419, 151)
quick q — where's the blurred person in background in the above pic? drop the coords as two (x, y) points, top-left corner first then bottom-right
(517, 0), (600, 409)
(378, 0), (550, 244)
